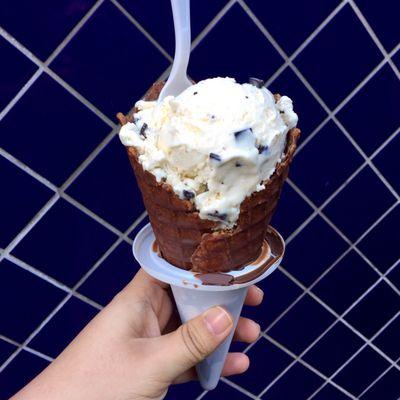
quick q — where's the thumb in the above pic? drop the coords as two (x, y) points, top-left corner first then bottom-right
(153, 306), (233, 382)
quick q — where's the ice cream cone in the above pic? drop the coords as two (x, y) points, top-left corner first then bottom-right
(119, 82), (300, 273)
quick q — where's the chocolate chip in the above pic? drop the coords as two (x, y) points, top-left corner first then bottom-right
(210, 115), (216, 120)
(193, 91), (198, 95)
(249, 77), (264, 88)
(207, 211), (227, 221)
(183, 190), (195, 200)
(234, 128), (252, 139)
(245, 95), (249, 99)
(257, 144), (269, 154)
(235, 161), (242, 167)
(140, 123), (148, 138)
(210, 153), (221, 161)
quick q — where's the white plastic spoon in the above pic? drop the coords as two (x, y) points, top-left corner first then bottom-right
(158, 0), (192, 101)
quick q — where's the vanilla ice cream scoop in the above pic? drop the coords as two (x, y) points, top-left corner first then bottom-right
(119, 77), (298, 228)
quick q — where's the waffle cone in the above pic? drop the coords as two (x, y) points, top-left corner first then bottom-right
(119, 82), (300, 273)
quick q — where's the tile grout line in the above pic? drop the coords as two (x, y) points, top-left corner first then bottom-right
(257, 260), (400, 398)
(358, 356), (400, 398)
(0, 69), (43, 122)
(348, 0), (400, 80)
(0, 334), (53, 364)
(305, 307), (400, 399)
(0, 147), (131, 263)
(0, 0), (107, 123)
(279, 260), (400, 367)
(261, 334), (357, 399)
(109, 0), (173, 62)
(190, 0), (238, 51)
(0, 27), (115, 129)
(239, 0), (400, 202)
(221, 377), (259, 399)
(239, 254), (399, 393)
(5, 252), (103, 310)
(262, 0), (350, 86)
(0, 215), (144, 373)
(284, 124), (400, 247)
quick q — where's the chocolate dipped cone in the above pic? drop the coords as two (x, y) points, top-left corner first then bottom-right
(119, 82), (300, 273)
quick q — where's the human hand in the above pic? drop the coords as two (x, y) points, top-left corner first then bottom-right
(14, 269), (263, 400)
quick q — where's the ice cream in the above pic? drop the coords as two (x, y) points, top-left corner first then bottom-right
(119, 77), (298, 228)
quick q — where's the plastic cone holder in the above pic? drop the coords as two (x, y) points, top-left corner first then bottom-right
(133, 223), (285, 390)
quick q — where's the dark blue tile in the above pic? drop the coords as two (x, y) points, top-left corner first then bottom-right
(129, 214), (150, 240)
(230, 337), (292, 394)
(0, 36), (36, 112)
(0, 0), (96, 60)
(345, 282), (400, 339)
(361, 367), (400, 400)
(283, 216), (348, 287)
(313, 384), (351, 400)
(246, 0), (340, 55)
(268, 68), (327, 140)
(268, 295), (335, 354)
(0, 156), (53, 248)
(303, 322), (364, 376)
(374, 133), (400, 195)
(0, 350), (50, 399)
(373, 314), (400, 361)
(203, 381), (250, 400)
(190, 4), (283, 83)
(334, 347), (390, 396)
(229, 339), (248, 353)
(290, 121), (364, 206)
(30, 297), (97, 358)
(261, 362), (323, 400)
(51, 1), (169, 119)
(270, 183), (313, 240)
(0, 259), (64, 342)
(79, 242), (139, 306)
(358, 205), (400, 273)
(0, 339), (17, 365)
(118, 0), (228, 55)
(13, 198), (116, 287)
(243, 269), (302, 330)
(324, 166), (396, 241)
(0, 74), (110, 186)
(356, 0), (400, 52)
(66, 136), (145, 231)
(313, 250), (377, 314)
(388, 263), (400, 291)
(165, 380), (203, 400)
(295, 4), (382, 108)
(338, 65), (400, 155)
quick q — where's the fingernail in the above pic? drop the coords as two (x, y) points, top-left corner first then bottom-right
(204, 306), (233, 335)
(254, 286), (264, 299)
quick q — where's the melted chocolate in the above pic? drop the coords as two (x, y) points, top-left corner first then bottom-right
(232, 226), (284, 284)
(196, 273), (234, 286)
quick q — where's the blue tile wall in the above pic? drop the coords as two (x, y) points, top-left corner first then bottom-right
(0, 0), (399, 399)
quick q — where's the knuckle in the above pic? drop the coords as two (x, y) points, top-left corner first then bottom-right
(180, 323), (209, 363)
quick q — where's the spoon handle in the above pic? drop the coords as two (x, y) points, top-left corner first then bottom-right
(170, 0), (191, 79)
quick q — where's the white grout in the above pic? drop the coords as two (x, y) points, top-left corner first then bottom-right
(109, 0), (173, 62)
(306, 307), (400, 399)
(0, 216), (142, 373)
(220, 377), (259, 399)
(190, 0), (238, 51)
(348, 0), (400, 80)
(358, 356), (400, 398)
(5, 253), (102, 310)
(261, 334), (357, 399)
(1, 0), (399, 397)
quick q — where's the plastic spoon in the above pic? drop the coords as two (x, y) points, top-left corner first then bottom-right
(159, 0), (192, 101)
